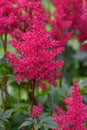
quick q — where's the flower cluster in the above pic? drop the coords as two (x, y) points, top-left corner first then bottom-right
(51, 0), (82, 44)
(0, 0), (17, 35)
(78, 1), (87, 42)
(7, 0), (64, 89)
(30, 104), (43, 119)
(0, 0), (47, 40)
(51, 0), (87, 45)
(80, 2), (87, 50)
(53, 81), (87, 130)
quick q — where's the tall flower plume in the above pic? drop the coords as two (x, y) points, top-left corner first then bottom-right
(7, 1), (64, 89)
(51, 0), (87, 44)
(53, 81), (87, 130)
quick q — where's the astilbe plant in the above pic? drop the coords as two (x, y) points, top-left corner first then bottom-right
(11, 0), (48, 40)
(49, 0), (87, 85)
(30, 104), (43, 119)
(18, 104), (43, 130)
(7, 0), (64, 89)
(50, 0), (82, 43)
(0, 0), (48, 41)
(81, 1), (87, 50)
(1, 0), (87, 129)
(77, 1), (87, 42)
(50, 0), (73, 47)
(0, 0), (16, 35)
(51, 0), (87, 43)
(53, 81), (87, 130)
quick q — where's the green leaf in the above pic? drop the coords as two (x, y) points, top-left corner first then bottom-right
(0, 109), (12, 126)
(34, 123), (42, 130)
(13, 103), (29, 109)
(0, 118), (9, 123)
(46, 88), (62, 113)
(40, 116), (54, 123)
(0, 121), (4, 128)
(3, 110), (13, 118)
(40, 116), (59, 129)
(19, 121), (33, 129)
(0, 127), (4, 130)
(0, 110), (4, 116)
(74, 52), (87, 61)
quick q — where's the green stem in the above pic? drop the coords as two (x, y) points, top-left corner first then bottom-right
(26, 82), (31, 103)
(18, 85), (21, 103)
(1, 88), (4, 107)
(1, 34), (9, 109)
(37, 86), (39, 104)
(59, 46), (67, 87)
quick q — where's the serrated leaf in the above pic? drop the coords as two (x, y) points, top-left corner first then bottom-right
(26, 118), (34, 122)
(41, 116), (53, 122)
(0, 110), (4, 116)
(40, 116), (59, 129)
(34, 123), (42, 130)
(3, 110), (13, 118)
(46, 88), (61, 113)
(79, 79), (87, 88)
(46, 121), (59, 128)
(0, 109), (12, 125)
(0, 118), (9, 123)
(13, 103), (29, 109)
(0, 121), (4, 128)
(19, 121), (33, 129)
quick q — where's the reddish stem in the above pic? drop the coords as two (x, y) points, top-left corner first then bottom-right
(31, 79), (36, 130)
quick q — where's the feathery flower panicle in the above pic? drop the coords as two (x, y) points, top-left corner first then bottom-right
(0, 0), (47, 40)
(52, 0), (83, 29)
(0, 0), (17, 35)
(53, 81), (87, 130)
(30, 104), (43, 119)
(81, 3), (87, 21)
(51, 0), (87, 44)
(78, 1), (87, 42)
(50, 0), (87, 53)
(50, 0), (72, 47)
(11, 0), (49, 41)
(7, 1), (64, 89)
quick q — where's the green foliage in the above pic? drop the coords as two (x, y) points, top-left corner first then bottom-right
(19, 115), (59, 130)
(0, 109), (12, 129)
(10, 114), (28, 130)
(45, 87), (62, 113)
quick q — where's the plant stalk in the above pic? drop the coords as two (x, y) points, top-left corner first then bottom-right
(1, 34), (9, 109)
(31, 79), (36, 130)
(59, 46), (67, 87)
